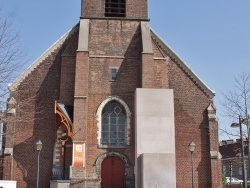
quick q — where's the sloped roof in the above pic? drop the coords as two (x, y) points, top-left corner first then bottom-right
(8, 22), (215, 99)
(151, 29), (215, 98)
(8, 24), (79, 92)
(56, 102), (73, 123)
(55, 101), (73, 138)
(219, 141), (248, 159)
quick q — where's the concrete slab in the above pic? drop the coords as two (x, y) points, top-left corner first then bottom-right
(141, 153), (176, 188)
(141, 22), (153, 54)
(135, 88), (176, 188)
(78, 19), (89, 51)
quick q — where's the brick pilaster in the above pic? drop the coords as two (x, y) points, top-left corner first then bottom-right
(208, 104), (222, 188)
(141, 54), (154, 88)
(73, 51), (89, 141)
(71, 19), (90, 180)
(141, 21), (154, 88)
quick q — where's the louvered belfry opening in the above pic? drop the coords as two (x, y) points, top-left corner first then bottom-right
(105, 0), (126, 17)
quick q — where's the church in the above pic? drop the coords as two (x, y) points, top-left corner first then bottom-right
(2, 0), (222, 187)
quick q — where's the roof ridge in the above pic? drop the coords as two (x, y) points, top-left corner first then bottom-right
(9, 24), (79, 92)
(150, 28), (215, 98)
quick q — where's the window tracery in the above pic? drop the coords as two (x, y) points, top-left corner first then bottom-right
(96, 96), (131, 147)
(101, 102), (126, 145)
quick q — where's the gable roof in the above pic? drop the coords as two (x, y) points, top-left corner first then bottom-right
(8, 23), (215, 99)
(219, 140), (248, 159)
(8, 24), (79, 92)
(151, 29), (215, 98)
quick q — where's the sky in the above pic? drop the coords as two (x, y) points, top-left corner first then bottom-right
(1, 0), (250, 141)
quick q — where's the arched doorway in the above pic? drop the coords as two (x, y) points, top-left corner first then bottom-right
(101, 156), (125, 188)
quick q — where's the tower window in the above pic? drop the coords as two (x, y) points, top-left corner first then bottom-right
(105, 0), (126, 17)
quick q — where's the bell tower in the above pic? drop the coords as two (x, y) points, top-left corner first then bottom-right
(72, 0), (154, 187)
(81, 0), (148, 19)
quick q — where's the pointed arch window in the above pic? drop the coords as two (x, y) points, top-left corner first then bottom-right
(96, 96), (131, 148)
(101, 101), (126, 146)
(105, 0), (126, 17)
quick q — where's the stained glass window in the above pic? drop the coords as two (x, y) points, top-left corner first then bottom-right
(101, 101), (126, 146)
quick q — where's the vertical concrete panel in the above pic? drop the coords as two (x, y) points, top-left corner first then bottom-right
(141, 154), (176, 188)
(141, 22), (153, 54)
(78, 19), (89, 52)
(135, 88), (176, 188)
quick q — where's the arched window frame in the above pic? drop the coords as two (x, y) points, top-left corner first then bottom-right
(96, 96), (131, 147)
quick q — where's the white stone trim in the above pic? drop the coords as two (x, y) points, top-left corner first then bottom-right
(77, 19), (89, 51)
(141, 21), (153, 54)
(53, 126), (63, 165)
(94, 151), (131, 174)
(96, 96), (131, 146)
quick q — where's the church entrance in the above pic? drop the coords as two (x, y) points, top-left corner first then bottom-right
(101, 156), (125, 188)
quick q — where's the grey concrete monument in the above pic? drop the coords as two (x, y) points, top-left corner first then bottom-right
(135, 88), (176, 188)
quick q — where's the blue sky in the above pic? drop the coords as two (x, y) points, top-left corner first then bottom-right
(1, 0), (250, 140)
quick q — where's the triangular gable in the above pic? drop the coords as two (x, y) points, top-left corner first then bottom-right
(9, 24), (79, 92)
(151, 29), (215, 98)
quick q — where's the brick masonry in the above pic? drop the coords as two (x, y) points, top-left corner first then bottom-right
(81, 0), (148, 19)
(2, 0), (221, 187)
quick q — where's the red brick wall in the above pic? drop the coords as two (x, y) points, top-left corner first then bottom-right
(3, 31), (77, 187)
(59, 29), (78, 105)
(72, 18), (218, 188)
(74, 19), (142, 178)
(168, 59), (213, 187)
(3, 16), (221, 188)
(89, 20), (142, 56)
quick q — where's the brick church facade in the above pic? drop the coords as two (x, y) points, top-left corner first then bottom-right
(2, 0), (222, 187)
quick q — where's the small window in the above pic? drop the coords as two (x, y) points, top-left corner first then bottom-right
(105, 0), (126, 17)
(110, 68), (118, 81)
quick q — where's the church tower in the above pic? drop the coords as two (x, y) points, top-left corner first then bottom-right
(71, 0), (154, 187)
(81, 0), (148, 19)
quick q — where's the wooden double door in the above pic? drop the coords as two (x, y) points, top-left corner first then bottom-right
(101, 156), (125, 188)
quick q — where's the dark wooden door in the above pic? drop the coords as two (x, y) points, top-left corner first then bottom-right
(101, 156), (125, 188)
